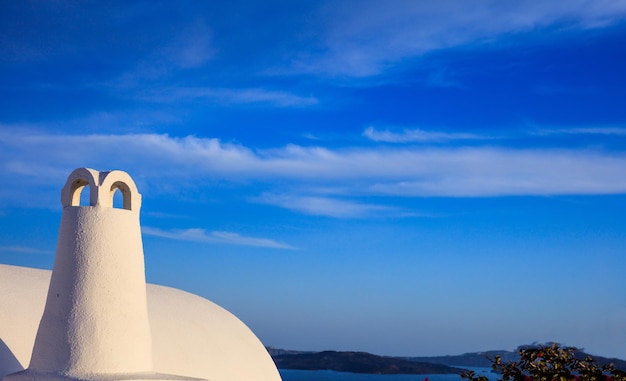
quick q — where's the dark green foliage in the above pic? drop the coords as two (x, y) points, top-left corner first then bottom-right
(461, 343), (626, 381)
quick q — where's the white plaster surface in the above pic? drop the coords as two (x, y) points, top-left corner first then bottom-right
(27, 169), (153, 377)
(0, 264), (282, 381)
(30, 206), (153, 376)
(1, 168), (281, 381)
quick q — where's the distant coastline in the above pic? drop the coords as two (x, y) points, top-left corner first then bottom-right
(269, 349), (467, 375)
(267, 347), (626, 375)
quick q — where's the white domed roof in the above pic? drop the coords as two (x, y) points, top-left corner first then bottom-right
(0, 264), (281, 381)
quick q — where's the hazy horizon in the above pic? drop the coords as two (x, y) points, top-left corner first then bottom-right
(267, 342), (626, 360)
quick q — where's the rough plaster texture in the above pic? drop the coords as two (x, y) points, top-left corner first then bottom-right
(0, 265), (281, 381)
(27, 169), (153, 378)
(0, 168), (281, 381)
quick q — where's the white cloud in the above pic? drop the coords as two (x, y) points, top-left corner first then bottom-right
(425, 68), (463, 88)
(535, 127), (626, 136)
(368, 148), (626, 197)
(1, 128), (626, 202)
(137, 87), (318, 107)
(164, 21), (215, 69)
(258, 193), (393, 218)
(363, 126), (489, 143)
(0, 246), (53, 255)
(293, 0), (626, 77)
(142, 227), (296, 250)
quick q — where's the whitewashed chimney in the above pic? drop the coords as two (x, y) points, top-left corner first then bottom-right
(4, 168), (203, 381)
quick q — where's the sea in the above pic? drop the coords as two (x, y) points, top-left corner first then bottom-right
(279, 367), (498, 381)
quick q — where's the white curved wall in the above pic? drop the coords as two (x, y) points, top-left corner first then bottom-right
(0, 264), (282, 381)
(149, 285), (282, 381)
(0, 265), (48, 377)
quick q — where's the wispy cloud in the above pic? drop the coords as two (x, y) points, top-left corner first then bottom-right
(535, 127), (626, 136)
(258, 193), (394, 218)
(291, 1), (626, 77)
(142, 227), (296, 250)
(162, 21), (215, 69)
(363, 126), (489, 143)
(425, 68), (463, 88)
(137, 87), (318, 107)
(1, 128), (626, 203)
(0, 246), (53, 255)
(370, 148), (626, 197)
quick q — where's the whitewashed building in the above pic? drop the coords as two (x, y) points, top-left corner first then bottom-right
(0, 168), (281, 381)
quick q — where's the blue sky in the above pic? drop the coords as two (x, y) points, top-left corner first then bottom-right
(2, 0), (626, 359)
